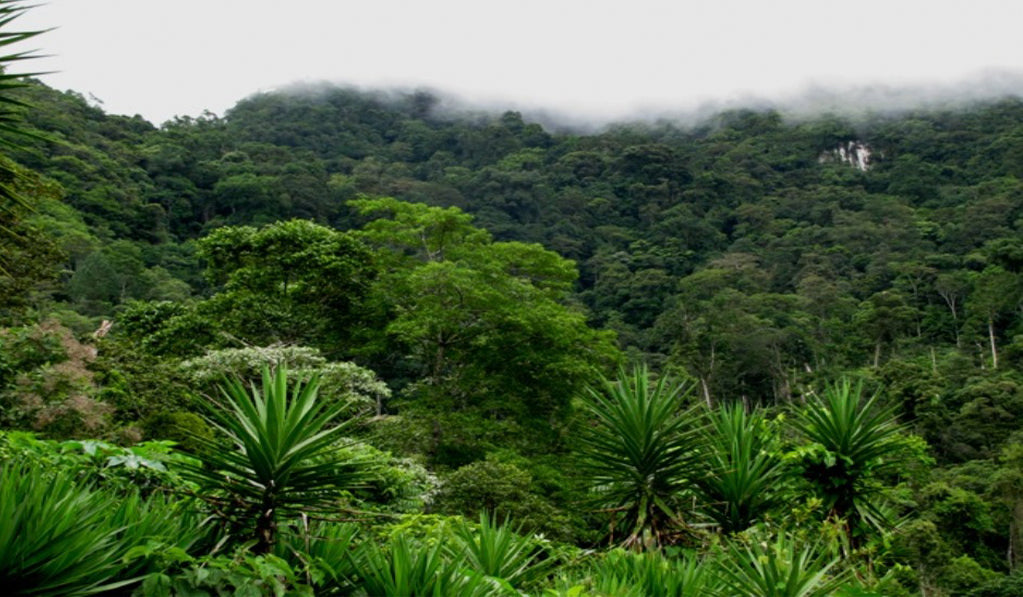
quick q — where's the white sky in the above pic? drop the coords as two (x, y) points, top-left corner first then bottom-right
(15, 0), (1023, 125)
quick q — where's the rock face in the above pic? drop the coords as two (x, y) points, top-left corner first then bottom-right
(819, 141), (873, 171)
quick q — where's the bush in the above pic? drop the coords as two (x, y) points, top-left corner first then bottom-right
(141, 410), (212, 452)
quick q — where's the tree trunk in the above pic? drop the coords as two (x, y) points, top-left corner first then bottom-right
(1010, 498), (1023, 572)
(989, 318), (999, 369)
(255, 493), (277, 554)
(700, 377), (712, 408)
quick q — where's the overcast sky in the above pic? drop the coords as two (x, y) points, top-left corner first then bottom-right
(15, 0), (1023, 125)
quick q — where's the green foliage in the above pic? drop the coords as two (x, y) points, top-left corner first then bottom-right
(182, 365), (376, 553)
(141, 410), (212, 452)
(350, 532), (494, 597)
(276, 520), (360, 590)
(0, 321), (112, 438)
(92, 334), (200, 425)
(11, 52), (1023, 594)
(574, 548), (720, 597)
(353, 197), (618, 456)
(717, 531), (851, 597)
(340, 442), (439, 514)
(431, 454), (585, 542)
(579, 365), (700, 548)
(937, 555), (1002, 595)
(0, 161), (64, 319)
(0, 430), (191, 495)
(137, 550), (316, 597)
(197, 219), (376, 349)
(695, 403), (788, 534)
(0, 459), (207, 596)
(449, 513), (553, 590)
(181, 344), (390, 414)
(792, 380), (905, 535)
(0, 460), (134, 596)
(967, 572), (1023, 597)
(435, 459), (532, 516)
(0, 0), (49, 234)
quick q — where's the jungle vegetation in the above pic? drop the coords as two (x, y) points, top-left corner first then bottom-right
(3, 2), (1023, 594)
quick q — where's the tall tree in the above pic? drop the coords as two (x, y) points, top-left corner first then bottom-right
(351, 198), (617, 451)
(196, 219), (376, 351)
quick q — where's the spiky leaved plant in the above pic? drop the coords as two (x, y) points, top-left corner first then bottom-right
(717, 531), (851, 597)
(695, 402), (788, 534)
(0, 461), (206, 596)
(793, 379), (903, 540)
(449, 513), (553, 591)
(0, 0), (47, 186)
(579, 365), (701, 549)
(584, 548), (723, 597)
(351, 532), (496, 597)
(0, 0), (55, 279)
(0, 461), (130, 596)
(184, 365), (374, 554)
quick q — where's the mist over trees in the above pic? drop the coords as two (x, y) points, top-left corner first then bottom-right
(4, 18), (1023, 592)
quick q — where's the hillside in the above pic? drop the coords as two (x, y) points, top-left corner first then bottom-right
(4, 76), (1023, 594)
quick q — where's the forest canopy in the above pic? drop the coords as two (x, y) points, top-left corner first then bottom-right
(3, 4), (1023, 591)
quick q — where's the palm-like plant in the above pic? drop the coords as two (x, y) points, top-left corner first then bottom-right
(184, 365), (373, 553)
(584, 548), (722, 597)
(351, 533), (494, 597)
(793, 380), (902, 537)
(695, 403), (787, 534)
(450, 513), (552, 590)
(579, 365), (701, 549)
(0, 1), (47, 201)
(0, 1), (51, 277)
(717, 532), (850, 597)
(0, 461), (133, 596)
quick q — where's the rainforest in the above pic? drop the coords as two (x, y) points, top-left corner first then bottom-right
(3, 3), (1023, 596)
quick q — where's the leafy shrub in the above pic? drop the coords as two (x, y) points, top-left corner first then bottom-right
(181, 344), (390, 414)
(433, 456), (580, 541)
(0, 321), (113, 438)
(968, 572), (1023, 597)
(141, 410), (213, 452)
(938, 555), (1001, 595)
(136, 551), (315, 597)
(0, 430), (193, 495)
(343, 442), (439, 513)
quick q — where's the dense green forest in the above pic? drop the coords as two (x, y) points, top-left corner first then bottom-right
(4, 3), (1023, 595)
